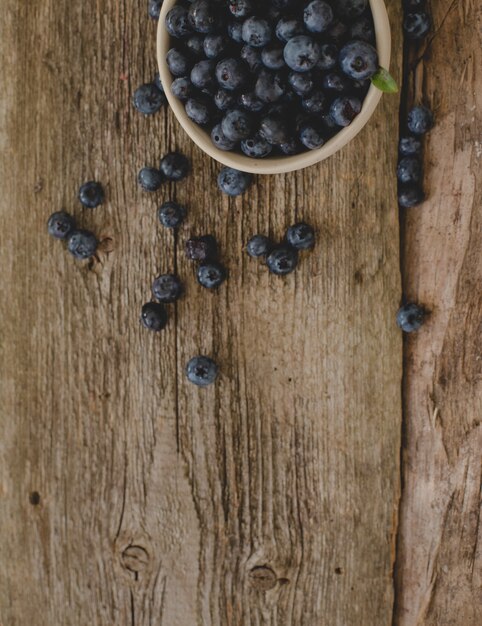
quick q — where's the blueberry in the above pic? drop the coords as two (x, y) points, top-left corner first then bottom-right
(246, 234), (273, 257)
(160, 152), (190, 181)
(185, 97), (211, 125)
(241, 134), (272, 158)
(185, 34), (205, 57)
(286, 222), (315, 250)
(240, 45), (262, 71)
(190, 60), (215, 89)
(67, 229), (98, 260)
(339, 40), (378, 80)
(197, 261), (227, 289)
(239, 92), (265, 112)
(158, 201), (186, 228)
(138, 167), (164, 191)
(350, 17), (375, 42)
(228, 0), (252, 18)
(227, 20), (244, 43)
(336, 0), (367, 19)
(214, 89), (236, 111)
(259, 114), (290, 145)
(242, 17), (272, 48)
(397, 156), (422, 184)
(171, 76), (193, 100)
(302, 91), (326, 115)
(398, 184), (425, 207)
(299, 123), (325, 149)
(304, 1), (334, 33)
(288, 71), (314, 96)
(261, 44), (285, 70)
(165, 5), (192, 38)
(407, 105), (434, 135)
(204, 34), (230, 59)
(399, 135), (422, 156)
(283, 35), (320, 72)
(280, 138), (301, 155)
(403, 12), (431, 39)
(215, 58), (247, 90)
(188, 0), (219, 34)
(166, 48), (190, 77)
(78, 181), (104, 208)
(148, 0), (163, 20)
(217, 167), (253, 196)
(266, 246), (298, 275)
(221, 109), (253, 141)
(322, 72), (350, 92)
(152, 273), (183, 303)
(133, 83), (166, 114)
(140, 302), (168, 332)
(185, 355), (219, 387)
(330, 96), (362, 126)
(211, 123), (237, 150)
(255, 70), (286, 103)
(47, 211), (76, 239)
(275, 17), (304, 42)
(396, 303), (425, 332)
(317, 43), (338, 69)
(185, 235), (218, 261)
(327, 19), (348, 41)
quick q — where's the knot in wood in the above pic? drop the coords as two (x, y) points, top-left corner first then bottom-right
(248, 566), (277, 591)
(121, 545), (150, 574)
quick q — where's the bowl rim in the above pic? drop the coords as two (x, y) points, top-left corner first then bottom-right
(157, 0), (391, 175)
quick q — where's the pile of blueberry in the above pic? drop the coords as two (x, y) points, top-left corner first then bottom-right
(164, 0), (382, 158)
(138, 151), (191, 191)
(246, 222), (315, 275)
(47, 181), (104, 260)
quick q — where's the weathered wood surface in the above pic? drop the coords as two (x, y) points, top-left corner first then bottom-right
(0, 2), (404, 625)
(394, 0), (482, 624)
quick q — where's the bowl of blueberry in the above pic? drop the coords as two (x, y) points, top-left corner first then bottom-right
(157, 0), (393, 174)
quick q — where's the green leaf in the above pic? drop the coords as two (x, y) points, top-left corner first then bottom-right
(371, 67), (399, 93)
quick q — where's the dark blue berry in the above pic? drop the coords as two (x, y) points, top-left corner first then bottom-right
(280, 138), (300, 155)
(165, 5), (192, 38)
(302, 91), (326, 115)
(47, 211), (76, 239)
(188, 0), (219, 34)
(255, 70), (286, 103)
(185, 97), (211, 125)
(67, 229), (98, 260)
(228, 0), (252, 18)
(350, 17), (375, 42)
(261, 44), (285, 70)
(241, 134), (272, 158)
(327, 19), (348, 41)
(166, 48), (190, 77)
(322, 72), (350, 92)
(133, 83), (166, 114)
(304, 1), (334, 33)
(211, 123), (237, 150)
(266, 246), (298, 275)
(259, 114), (290, 145)
(286, 222), (315, 250)
(242, 17), (272, 48)
(399, 136), (422, 156)
(79, 181), (104, 208)
(330, 96), (362, 126)
(227, 20), (244, 42)
(287, 71), (312, 96)
(204, 34), (230, 59)
(275, 17), (304, 42)
(240, 45), (262, 71)
(339, 40), (378, 80)
(138, 167), (164, 191)
(397, 156), (422, 184)
(152, 273), (183, 303)
(190, 60), (215, 89)
(148, 0), (163, 21)
(336, 0), (367, 19)
(407, 105), (434, 135)
(283, 35), (320, 72)
(185, 34), (205, 57)
(221, 109), (253, 141)
(239, 91), (265, 112)
(197, 261), (227, 289)
(185, 235), (218, 261)
(158, 201), (186, 228)
(186, 355), (219, 386)
(140, 302), (168, 331)
(246, 234), (273, 257)
(171, 76), (192, 100)
(214, 89), (236, 111)
(160, 152), (190, 181)
(217, 167), (253, 196)
(317, 43), (338, 69)
(396, 303), (425, 332)
(299, 123), (325, 149)
(398, 184), (425, 207)
(403, 12), (431, 39)
(215, 58), (247, 90)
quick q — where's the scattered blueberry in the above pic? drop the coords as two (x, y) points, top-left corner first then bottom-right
(397, 156), (422, 184)
(47, 211), (76, 239)
(158, 201), (186, 228)
(398, 184), (425, 208)
(197, 261), (227, 289)
(185, 235), (218, 261)
(79, 181), (104, 208)
(339, 40), (378, 80)
(399, 136), (422, 156)
(160, 152), (190, 181)
(148, 0), (163, 21)
(185, 355), (219, 387)
(133, 83), (166, 114)
(246, 234), (273, 257)
(286, 222), (315, 250)
(407, 105), (434, 135)
(152, 273), (183, 303)
(403, 12), (431, 39)
(140, 302), (168, 331)
(138, 167), (164, 191)
(330, 96), (362, 126)
(396, 303), (425, 332)
(67, 229), (98, 260)
(266, 246), (298, 275)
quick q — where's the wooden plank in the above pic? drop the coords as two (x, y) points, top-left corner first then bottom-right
(395, 0), (482, 624)
(0, 1), (402, 624)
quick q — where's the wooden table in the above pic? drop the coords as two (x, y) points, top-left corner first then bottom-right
(0, 1), (480, 624)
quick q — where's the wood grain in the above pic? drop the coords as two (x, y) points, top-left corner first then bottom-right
(0, 1), (402, 625)
(394, 0), (482, 623)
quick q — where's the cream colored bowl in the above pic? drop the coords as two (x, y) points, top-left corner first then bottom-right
(157, 0), (391, 174)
